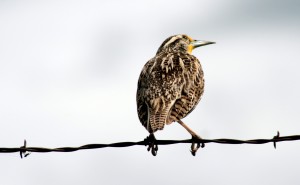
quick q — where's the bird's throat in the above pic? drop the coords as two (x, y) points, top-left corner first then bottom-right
(187, 45), (194, 54)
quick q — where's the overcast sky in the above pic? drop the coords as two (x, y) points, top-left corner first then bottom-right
(1, 0), (300, 184)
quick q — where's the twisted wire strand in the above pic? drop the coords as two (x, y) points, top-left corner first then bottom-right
(1, 132), (299, 158)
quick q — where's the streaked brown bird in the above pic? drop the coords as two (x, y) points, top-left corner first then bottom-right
(136, 34), (214, 155)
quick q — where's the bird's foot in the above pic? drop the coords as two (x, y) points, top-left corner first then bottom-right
(145, 133), (158, 156)
(190, 134), (205, 156)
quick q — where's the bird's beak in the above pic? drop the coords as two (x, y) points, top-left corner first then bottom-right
(187, 40), (215, 54)
(191, 40), (216, 48)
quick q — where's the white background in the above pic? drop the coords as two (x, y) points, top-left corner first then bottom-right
(1, 0), (300, 184)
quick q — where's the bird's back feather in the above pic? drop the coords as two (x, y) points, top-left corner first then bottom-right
(136, 51), (204, 133)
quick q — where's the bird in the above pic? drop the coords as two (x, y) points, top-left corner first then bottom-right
(136, 34), (215, 155)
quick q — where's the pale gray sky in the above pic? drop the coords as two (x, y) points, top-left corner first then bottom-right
(1, 0), (300, 184)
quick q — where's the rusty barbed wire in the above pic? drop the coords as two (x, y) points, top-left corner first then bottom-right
(0, 131), (299, 158)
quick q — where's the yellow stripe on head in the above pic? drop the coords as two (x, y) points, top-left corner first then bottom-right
(186, 35), (193, 42)
(185, 35), (194, 54)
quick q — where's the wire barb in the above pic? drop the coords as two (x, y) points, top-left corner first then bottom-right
(273, 131), (280, 149)
(1, 132), (300, 158)
(20, 140), (31, 159)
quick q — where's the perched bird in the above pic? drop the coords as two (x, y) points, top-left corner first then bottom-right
(136, 34), (214, 155)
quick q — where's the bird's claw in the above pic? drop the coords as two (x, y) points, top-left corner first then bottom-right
(190, 135), (205, 156)
(145, 134), (158, 156)
(147, 142), (158, 156)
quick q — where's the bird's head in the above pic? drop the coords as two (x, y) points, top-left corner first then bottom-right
(156, 34), (215, 54)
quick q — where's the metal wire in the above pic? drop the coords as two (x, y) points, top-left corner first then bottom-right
(1, 131), (299, 158)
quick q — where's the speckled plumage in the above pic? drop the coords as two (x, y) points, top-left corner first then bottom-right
(136, 34), (206, 133)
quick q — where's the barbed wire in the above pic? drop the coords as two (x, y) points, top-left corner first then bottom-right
(1, 131), (300, 158)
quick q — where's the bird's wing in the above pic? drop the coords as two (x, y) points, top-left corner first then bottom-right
(136, 58), (155, 132)
(169, 53), (204, 122)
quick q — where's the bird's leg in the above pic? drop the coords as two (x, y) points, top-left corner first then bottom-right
(145, 133), (158, 156)
(177, 119), (201, 139)
(177, 119), (205, 156)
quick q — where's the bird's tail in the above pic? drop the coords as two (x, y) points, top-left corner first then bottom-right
(149, 109), (169, 132)
(148, 113), (166, 132)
